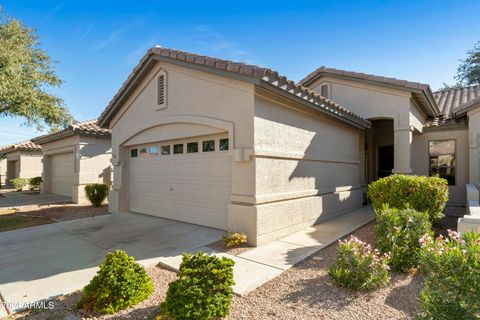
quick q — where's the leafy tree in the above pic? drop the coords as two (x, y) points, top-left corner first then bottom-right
(0, 11), (73, 130)
(438, 82), (463, 91)
(455, 41), (480, 86)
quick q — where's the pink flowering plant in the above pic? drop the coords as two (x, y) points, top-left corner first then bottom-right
(375, 207), (432, 273)
(329, 235), (390, 291)
(417, 230), (480, 319)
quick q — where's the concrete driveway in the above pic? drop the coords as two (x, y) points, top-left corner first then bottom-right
(0, 212), (223, 312)
(0, 191), (71, 209)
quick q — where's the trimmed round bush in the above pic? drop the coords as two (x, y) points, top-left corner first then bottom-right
(161, 252), (235, 320)
(375, 207), (432, 272)
(84, 183), (109, 207)
(368, 174), (448, 222)
(29, 176), (42, 191)
(10, 178), (28, 191)
(329, 235), (390, 291)
(78, 250), (154, 314)
(418, 230), (480, 319)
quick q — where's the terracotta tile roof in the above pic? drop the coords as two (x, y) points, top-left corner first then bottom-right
(70, 119), (111, 135)
(99, 46), (370, 129)
(433, 85), (480, 117)
(0, 139), (42, 154)
(300, 66), (431, 91)
(298, 66), (439, 118)
(32, 120), (111, 145)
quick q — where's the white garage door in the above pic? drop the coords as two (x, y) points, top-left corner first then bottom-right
(50, 152), (74, 197)
(128, 134), (231, 230)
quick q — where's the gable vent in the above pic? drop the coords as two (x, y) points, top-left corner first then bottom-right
(321, 84), (329, 98)
(158, 74), (166, 105)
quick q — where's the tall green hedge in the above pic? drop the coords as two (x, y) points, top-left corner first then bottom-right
(368, 174), (448, 222)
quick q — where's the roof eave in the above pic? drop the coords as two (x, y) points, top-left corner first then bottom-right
(257, 81), (370, 129)
(99, 53), (262, 127)
(301, 71), (439, 117)
(456, 100), (480, 117)
(32, 130), (75, 145)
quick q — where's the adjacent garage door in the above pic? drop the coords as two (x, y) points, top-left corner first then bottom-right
(50, 152), (74, 197)
(128, 134), (231, 230)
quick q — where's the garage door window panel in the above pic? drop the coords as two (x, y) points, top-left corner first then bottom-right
(161, 145), (170, 155)
(149, 146), (159, 155)
(187, 142), (198, 153)
(130, 149), (138, 158)
(174, 144), (184, 154)
(203, 140), (215, 152)
(219, 138), (229, 151)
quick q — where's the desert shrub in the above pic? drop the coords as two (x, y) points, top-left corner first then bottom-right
(10, 178), (28, 191)
(418, 230), (480, 319)
(329, 235), (390, 291)
(375, 207), (432, 273)
(78, 250), (153, 314)
(28, 176), (42, 191)
(223, 231), (247, 247)
(368, 174), (448, 222)
(84, 183), (109, 207)
(161, 252), (235, 320)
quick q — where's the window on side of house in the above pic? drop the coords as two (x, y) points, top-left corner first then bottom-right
(173, 144), (184, 154)
(187, 142), (198, 153)
(130, 149), (138, 158)
(429, 140), (456, 185)
(161, 145), (170, 155)
(202, 140), (215, 152)
(219, 138), (229, 151)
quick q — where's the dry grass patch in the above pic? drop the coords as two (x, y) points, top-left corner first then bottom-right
(0, 214), (52, 232)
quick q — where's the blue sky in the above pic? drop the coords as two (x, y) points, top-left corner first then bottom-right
(1, 0), (479, 145)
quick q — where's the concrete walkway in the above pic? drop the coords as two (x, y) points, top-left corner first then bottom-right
(0, 190), (71, 209)
(158, 205), (375, 295)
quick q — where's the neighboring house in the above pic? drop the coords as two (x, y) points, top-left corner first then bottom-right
(0, 140), (43, 187)
(97, 46), (480, 246)
(32, 120), (111, 204)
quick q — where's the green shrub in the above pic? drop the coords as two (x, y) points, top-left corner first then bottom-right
(223, 231), (248, 247)
(28, 176), (42, 191)
(84, 183), (109, 207)
(10, 178), (28, 191)
(375, 207), (432, 273)
(161, 252), (235, 320)
(329, 235), (390, 291)
(368, 174), (448, 222)
(78, 250), (153, 314)
(418, 230), (480, 319)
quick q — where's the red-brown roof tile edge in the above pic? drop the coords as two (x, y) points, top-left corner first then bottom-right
(98, 46), (370, 129)
(0, 139), (42, 153)
(299, 66), (431, 91)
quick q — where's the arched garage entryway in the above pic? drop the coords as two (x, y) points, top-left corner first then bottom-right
(119, 118), (234, 230)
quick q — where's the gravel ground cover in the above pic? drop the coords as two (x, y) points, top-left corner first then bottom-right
(207, 239), (254, 256)
(15, 222), (423, 320)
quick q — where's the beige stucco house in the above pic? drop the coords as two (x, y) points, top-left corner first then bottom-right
(98, 46), (480, 245)
(32, 120), (111, 204)
(0, 140), (43, 188)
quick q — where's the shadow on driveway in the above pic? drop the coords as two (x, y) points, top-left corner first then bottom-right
(0, 212), (223, 311)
